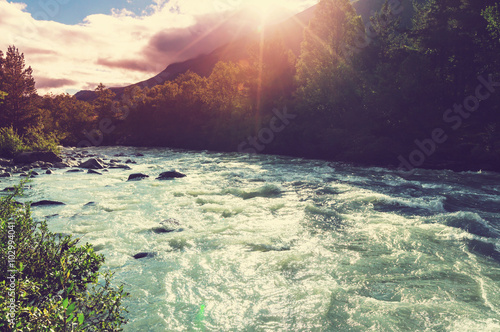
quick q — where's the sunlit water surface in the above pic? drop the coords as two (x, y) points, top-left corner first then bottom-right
(2, 147), (500, 331)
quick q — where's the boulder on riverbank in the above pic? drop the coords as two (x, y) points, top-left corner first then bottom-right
(128, 173), (149, 181)
(0, 158), (13, 166)
(156, 171), (186, 180)
(79, 158), (105, 169)
(13, 152), (62, 164)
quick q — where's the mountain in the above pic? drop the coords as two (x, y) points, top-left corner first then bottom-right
(75, 5), (317, 101)
(75, 0), (417, 101)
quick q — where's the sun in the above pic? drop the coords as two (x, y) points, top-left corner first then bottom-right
(240, 0), (287, 22)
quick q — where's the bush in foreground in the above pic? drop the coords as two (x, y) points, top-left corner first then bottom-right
(0, 182), (128, 331)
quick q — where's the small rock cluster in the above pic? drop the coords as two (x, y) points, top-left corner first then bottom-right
(0, 150), (186, 182)
(1, 149), (188, 261)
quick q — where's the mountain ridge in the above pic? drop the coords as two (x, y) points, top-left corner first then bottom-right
(75, 0), (414, 101)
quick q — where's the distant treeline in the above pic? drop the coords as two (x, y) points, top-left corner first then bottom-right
(1, 0), (500, 171)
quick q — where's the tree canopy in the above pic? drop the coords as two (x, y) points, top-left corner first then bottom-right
(1, 0), (500, 171)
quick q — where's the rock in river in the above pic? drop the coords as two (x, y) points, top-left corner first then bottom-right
(157, 171), (186, 180)
(152, 218), (183, 234)
(128, 173), (149, 181)
(53, 162), (70, 169)
(79, 158), (105, 169)
(31, 200), (66, 207)
(133, 252), (156, 259)
(13, 152), (62, 164)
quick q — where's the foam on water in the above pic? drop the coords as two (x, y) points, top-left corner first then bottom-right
(2, 146), (500, 331)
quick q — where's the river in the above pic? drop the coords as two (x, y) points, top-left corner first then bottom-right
(2, 147), (500, 331)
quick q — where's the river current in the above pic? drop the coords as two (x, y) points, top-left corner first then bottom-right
(2, 147), (500, 331)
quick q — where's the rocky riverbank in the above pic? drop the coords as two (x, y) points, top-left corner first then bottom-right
(0, 149), (185, 178)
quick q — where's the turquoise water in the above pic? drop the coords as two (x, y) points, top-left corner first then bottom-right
(2, 147), (500, 331)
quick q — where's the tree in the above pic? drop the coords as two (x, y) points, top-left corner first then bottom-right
(93, 83), (116, 120)
(295, 0), (364, 121)
(0, 46), (37, 130)
(483, 3), (500, 41)
(204, 62), (243, 115)
(40, 93), (97, 144)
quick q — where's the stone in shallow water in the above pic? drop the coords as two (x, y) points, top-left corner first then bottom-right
(31, 200), (66, 207)
(133, 252), (156, 259)
(128, 173), (149, 181)
(156, 171), (186, 180)
(79, 158), (105, 169)
(152, 219), (183, 234)
(13, 152), (62, 164)
(53, 162), (70, 169)
(110, 164), (132, 170)
(88, 169), (102, 175)
(468, 239), (500, 263)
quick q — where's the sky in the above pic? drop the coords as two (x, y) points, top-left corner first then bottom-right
(0, 0), (317, 95)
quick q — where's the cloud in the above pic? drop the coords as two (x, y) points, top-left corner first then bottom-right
(36, 77), (77, 89)
(96, 58), (154, 72)
(143, 11), (259, 65)
(0, 0), (314, 95)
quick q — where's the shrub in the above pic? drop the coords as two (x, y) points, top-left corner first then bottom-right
(0, 182), (128, 331)
(0, 127), (26, 158)
(0, 126), (60, 158)
(22, 127), (60, 155)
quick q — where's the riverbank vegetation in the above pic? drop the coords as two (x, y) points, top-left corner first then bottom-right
(1, 0), (500, 171)
(0, 182), (128, 330)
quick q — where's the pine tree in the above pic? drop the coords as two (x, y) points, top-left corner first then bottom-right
(0, 46), (37, 130)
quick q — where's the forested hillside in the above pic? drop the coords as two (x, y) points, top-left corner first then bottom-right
(1, 0), (500, 172)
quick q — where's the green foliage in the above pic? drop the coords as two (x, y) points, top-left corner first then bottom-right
(483, 3), (500, 40)
(22, 126), (60, 154)
(286, 0), (500, 165)
(94, 83), (116, 121)
(0, 182), (128, 331)
(0, 126), (60, 158)
(39, 93), (97, 145)
(0, 127), (26, 158)
(4, 1), (498, 169)
(0, 46), (37, 130)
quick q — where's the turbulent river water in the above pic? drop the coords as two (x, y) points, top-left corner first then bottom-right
(2, 147), (500, 331)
